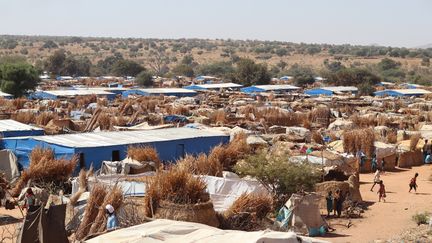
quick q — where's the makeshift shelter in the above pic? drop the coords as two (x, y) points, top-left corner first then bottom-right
(122, 88), (197, 98)
(0, 119), (44, 137)
(397, 140), (424, 168)
(17, 205), (68, 243)
(374, 89), (432, 97)
(0, 149), (20, 181)
(305, 86), (358, 96)
(241, 84), (300, 94)
(30, 89), (116, 100)
(2, 127), (229, 169)
(275, 193), (326, 236)
(86, 219), (328, 243)
(184, 82), (243, 91)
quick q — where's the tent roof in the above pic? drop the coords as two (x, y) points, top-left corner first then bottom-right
(139, 88), (197, 94)
(0, 119), (43, 132)
(4, 127), (228, 148)
(185, 82), (243, 90)
(42, 89), (115, 97)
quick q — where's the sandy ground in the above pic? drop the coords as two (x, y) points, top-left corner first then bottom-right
(318, 165), (432, 243)
(0, 205), (24, 243)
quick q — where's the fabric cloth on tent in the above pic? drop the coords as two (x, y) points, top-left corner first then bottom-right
(275, 193), (326, 236)
(17, 204), (68, 243)
(0, 149), (19, 181)
(200, 175), (269, 212)
(86, 219), (329, 243)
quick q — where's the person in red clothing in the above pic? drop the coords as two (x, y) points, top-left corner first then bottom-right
(409, 173), (419, 193)
(378, 180), (386, 202)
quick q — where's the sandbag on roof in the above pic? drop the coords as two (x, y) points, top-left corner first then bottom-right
(86, 218), (329, 243)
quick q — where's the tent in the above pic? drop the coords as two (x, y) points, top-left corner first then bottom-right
(17, 205), (68, 243)
(0, 149), (20, 181)
(275, 193), (326, 236)
(86, 219), (328, 243)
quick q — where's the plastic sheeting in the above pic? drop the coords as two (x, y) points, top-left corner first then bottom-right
(86, 219), (329, 243)
(0, 149), (19, 181)
(200, 175), (269, 212)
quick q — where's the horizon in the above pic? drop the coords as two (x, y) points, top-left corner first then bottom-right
(1, 0), (431, 48)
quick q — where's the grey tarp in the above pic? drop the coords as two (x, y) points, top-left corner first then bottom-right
(0, 149), (19, 181)
(17, 204), (68, 243)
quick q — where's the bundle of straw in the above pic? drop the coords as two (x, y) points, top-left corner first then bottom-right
(410, 133), (421, 151)
(176, 153), (223, 177)
(75, 184), (107, 240)
(226, 193), (273, 219)
(88, 185), (123, 234)
(343, 128), (375, 157)
(144, 168), (208, 217)
(127, 146), (161, 169)
(10, 147), (77, 196)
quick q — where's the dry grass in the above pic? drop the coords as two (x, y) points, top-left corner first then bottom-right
(69, 169), (88, 206)
(226, 193), (273, 219)
(97, 112), (111, 130)
(210, 109), (227, 125)
(35, 112), (55, 126)
(310, 106), (331, 126)
(208, 133), (251, 171)
(11, 111), (36, 124)
(11, 147), (77, 196)
(312, 131), (324, 144)
(256, 107), (304, 127)
(350, 114), (376, 128)
(89, 185), (123, 234)
(343, 128), (375, 157)
(386, 130), (398, 144)
(127, 145), (161, 166)
(75, 184), (107, 240)
(410, 133), (421, 151)
(144, 168), (208, 217)
(176, 153), (223, 177)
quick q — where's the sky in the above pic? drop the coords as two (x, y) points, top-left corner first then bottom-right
(1, 0), (431, 47)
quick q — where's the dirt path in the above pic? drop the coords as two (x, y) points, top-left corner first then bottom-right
(319, 165), (432, 243)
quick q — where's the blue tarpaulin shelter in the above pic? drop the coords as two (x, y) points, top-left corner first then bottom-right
(0, 120), (44, 138)
(1, 128), (229, 170)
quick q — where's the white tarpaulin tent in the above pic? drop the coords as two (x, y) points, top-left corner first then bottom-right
(200, 175), (269, 212)
(0, 149), (19, 181)
(86, 219), (329, 243)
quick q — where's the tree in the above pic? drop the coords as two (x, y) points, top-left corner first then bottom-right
(148, 49), (170, 76)
(42, 40), (58, 49)
(288, 64), (315, 86)
(377, 58), (400, 71)
(96, 53), (124, 75)
(172, 64), (194, 77)
(62, 56), (91, 76)
(234, 151), (321, 202)
(232, 58), (271, 86)
(111, 60), (144, 76)
(327, 68), (381, 86)
(45, 50), (66, 75)
(197, 61), (234, 79)
(135, 71), (154, 87)
(0, 62), (40, 97)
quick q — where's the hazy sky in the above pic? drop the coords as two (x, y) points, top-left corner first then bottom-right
(1, 0), (431, 47)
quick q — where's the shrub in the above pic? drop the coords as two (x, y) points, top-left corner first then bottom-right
(412, 212), (429, 226)
(234, 150), (321, 201)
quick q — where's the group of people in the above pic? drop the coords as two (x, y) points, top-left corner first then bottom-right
(325, 189), (345, 217)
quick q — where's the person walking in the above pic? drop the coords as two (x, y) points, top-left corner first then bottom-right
(370, 169), (381, 192)
(378, 180), (386, 202)
(326, 191), (333, 217)
(409, 173), (419, 193)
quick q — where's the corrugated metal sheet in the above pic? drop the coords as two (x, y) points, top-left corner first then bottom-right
(43, 89), (115, 97)
(253, 84), (300, 91)
(0, 119), (43, 132)
(139, 88), (197, 94)
(186, 83), (243, 90)
(375, 89), (431, 96)
(321, 86), (358, 92)
(22, 127), (227, 148)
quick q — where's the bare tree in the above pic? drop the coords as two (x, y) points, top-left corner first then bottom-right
(148, 49), (170, 76)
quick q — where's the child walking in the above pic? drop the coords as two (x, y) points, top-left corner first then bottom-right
(378, 180), (386, 202)
(409, 173), (419, 193)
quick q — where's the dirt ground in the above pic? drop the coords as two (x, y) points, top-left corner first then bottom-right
(318, 164), (432, 243)
(0, 205), (23, 243)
